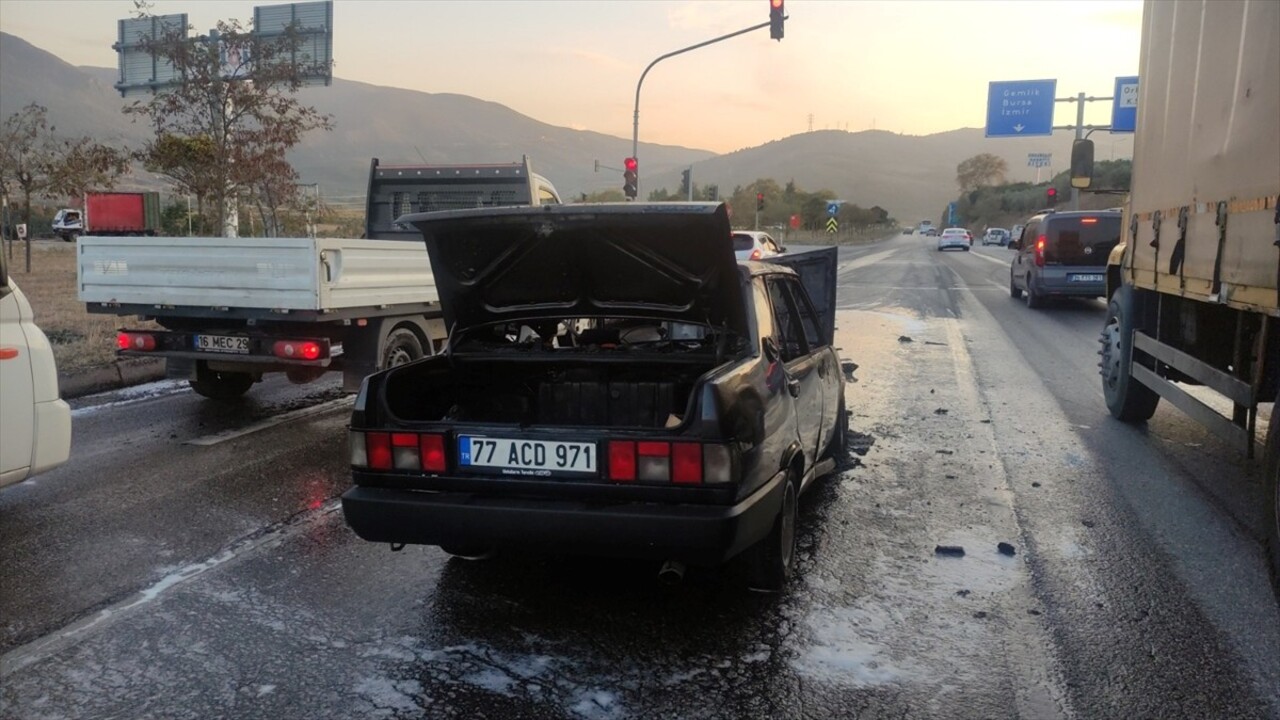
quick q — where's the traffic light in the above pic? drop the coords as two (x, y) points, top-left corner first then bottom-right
(1045, 187), (1058, 207)
(623, 157), (638, 200)
(769, 0), (785, 41)
(680, 168), (691, 198)
(756, 192), (765, 211)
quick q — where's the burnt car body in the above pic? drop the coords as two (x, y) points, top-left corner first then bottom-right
(341, 203), (846, 589)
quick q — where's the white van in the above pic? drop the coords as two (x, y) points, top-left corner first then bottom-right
(0, 251), (72, 487)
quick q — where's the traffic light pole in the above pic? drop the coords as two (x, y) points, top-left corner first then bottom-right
(631, 20), (771, 197)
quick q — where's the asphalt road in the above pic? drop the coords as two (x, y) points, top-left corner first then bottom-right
(2, 232), (1277, 719)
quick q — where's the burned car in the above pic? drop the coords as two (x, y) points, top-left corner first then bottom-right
(341, 203), (846, 589)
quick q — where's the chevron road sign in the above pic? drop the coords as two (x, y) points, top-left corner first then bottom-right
(826, 217), (838, 234)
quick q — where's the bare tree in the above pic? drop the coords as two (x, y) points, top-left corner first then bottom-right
(125, 14), (333, 237)
(956, 153), (1009, 192)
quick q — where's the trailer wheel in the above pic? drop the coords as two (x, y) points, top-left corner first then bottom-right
(189, 368), (255, 401)
(1266, 398), (1280, 600)
(1100, 285), (1159, 421)
(744, 468), (799, 592)
(381, 328), (424, 369)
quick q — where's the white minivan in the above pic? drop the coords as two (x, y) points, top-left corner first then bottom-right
(0, 251), (71, 488)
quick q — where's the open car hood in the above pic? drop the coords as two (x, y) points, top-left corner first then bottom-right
(403, 203), (747, 337)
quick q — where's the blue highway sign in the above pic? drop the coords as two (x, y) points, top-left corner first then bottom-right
(986, 79), (1056, 137)
(827, 202), (840, 216)
(1111, 76), (1138, 133)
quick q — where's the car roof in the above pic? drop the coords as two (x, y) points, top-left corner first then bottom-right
(732, 230), (770, 239)
(1033, 209), (1122, 224)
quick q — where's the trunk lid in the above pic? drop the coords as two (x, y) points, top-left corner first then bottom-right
(403, 203), (747, 337)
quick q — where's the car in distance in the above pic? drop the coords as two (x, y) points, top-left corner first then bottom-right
(936, 227), (971, 251)
(732, 230), (785, 261)
(0, 251), (72, 488)
(1009, 210), (1121, 308)
(1011, 224), (1025, 245)
(342, 203), (847, 591)
(982, 228), (1010, 246)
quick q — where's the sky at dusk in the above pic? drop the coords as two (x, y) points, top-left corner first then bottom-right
(0, 0), (1144, 153)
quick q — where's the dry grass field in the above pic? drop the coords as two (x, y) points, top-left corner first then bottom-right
(4, 241), (154, 372)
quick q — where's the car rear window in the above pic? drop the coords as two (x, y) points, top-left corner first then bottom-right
(732, 234), (754, 251)
(1046, 216), (1120, 265)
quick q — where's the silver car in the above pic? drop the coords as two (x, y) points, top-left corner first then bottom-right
(936, 227), (971, 251)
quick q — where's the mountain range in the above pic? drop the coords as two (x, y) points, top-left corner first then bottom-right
(0, 31), (1132, 222)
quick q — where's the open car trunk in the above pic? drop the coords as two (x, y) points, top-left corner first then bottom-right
(381, 355), (729, 428)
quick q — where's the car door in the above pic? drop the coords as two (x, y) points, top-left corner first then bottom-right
(0, 265), (35, 481)
(1014, 219), (1039, 287)
(766, 276), (825, 472)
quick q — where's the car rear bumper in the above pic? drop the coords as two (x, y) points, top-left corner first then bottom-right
(341, 472), (786, 565)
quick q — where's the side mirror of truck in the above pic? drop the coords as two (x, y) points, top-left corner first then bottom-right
(1071, 139), (1095, 189)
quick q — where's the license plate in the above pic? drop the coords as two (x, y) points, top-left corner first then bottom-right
(458, 436), (596, 477)
(195, 334), (250, 354)
(1069, 274), (1104, 283)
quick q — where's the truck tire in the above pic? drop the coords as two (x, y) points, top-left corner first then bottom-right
(189, 369), (255, 401)
(1265, 396), (1280, 600)
(381, 328), (424, 369)
(745, 470), (798, 592)
(1100, 285), (1159, 421)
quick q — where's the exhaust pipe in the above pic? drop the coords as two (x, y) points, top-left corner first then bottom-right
(658, 560), (686, 585)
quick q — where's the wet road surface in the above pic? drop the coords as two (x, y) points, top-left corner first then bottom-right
(2, 232), (1277, 719)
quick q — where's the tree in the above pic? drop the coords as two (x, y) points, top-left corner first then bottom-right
(0, 104), (49, 242)
(125, 13), (334, 236)
(956, 153), (1008, 192)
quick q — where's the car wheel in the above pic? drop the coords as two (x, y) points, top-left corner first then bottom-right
(745, 470), (799, 592)
(441, 544), (497, 561)
(381, 328), (424, 369)
(1024, 276), (1044, 309)
(1009, 271), (1023, 299)
(1099, 285), (1159, 421)
(189, 368), (255, 401)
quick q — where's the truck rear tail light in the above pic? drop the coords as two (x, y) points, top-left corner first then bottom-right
(117, 332), (156, 351)
(1035, 235), (1047, 267)
(608, 441), (636, 481)
(366, 432), (393, 470)
(273, 340), (324, 360)
(637, 441), (670, 481)
(420, 433), (446, 473)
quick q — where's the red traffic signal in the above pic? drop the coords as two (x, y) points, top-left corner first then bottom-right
(623, 157), (638, 200)
(1045, 187), (1058, 206)
(770, 0), (785, 41)
(756, 192), (765, 211)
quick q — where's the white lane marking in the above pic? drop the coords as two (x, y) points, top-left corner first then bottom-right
(70, 379), (191, 418)
(185, 396), (354, 446)
(0, 499), (343, 678)
(965, 251), (1015, 268)
(838, 248), (901, 275)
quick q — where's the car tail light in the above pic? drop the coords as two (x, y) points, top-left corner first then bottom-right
(637, 441), (670, 481)
(351, 430), (447, 473)
(607, 439), (732, 485)
(1035, 235), (1047, 267)
(608, 441), (636, 481)
(671, 443), (702, 484)
(420, 433), (446, 472)
(366, 432), (393, 470)
(117, 332), (156, 351)
(1080, 217), (1098, 224)
(273, 340), (324, 360)
(750, 248), (762, 260)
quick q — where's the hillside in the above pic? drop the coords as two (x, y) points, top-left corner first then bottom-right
(0, 30), (1132, 222)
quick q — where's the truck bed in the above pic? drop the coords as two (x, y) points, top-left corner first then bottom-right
(78, 236), (438, 313)
(1126, 0), (1280, 311)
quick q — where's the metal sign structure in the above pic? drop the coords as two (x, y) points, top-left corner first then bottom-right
(1027, 153), (1052, 168)
(114, 13), (189, 98)
(1111, 75), (1139, 133)
(985, 79), (1057, 137)
(114, 1), (332, 97)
